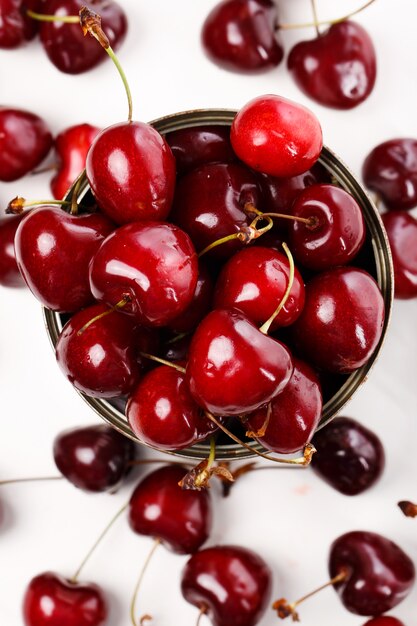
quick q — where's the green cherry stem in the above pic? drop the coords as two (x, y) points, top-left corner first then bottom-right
(198, 215), (273, 258)
(259, 242), (295, 335)
(77, 295), (132, 336)
(310, 0), (320, 36)
(139, 352), (186, 374)
(26, 9), (79, 23)
(6, 197), (72, 215)
(0, 476), (62, 486)
(130, 538), (161, 626)
(279, 0), (377, 30)
(196, 606), (208, 626)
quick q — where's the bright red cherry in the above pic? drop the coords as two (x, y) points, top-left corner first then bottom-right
(0, 107), (52, 182)
(168, 263), (214, 334)
(288, 21), (377, 109)
(186, 308), (293, 416)
(165, 125), (235, 176)
(0, 212), (30, 287)
(363, 139), (417, 210)
(291, 267), (385, 373)
(202, 0), (283, 73)
(382, 211), (417, 299)
(363, 618), (405, 626)
(311, 417), (385, 495)
(53, 424), (135, 492)
(0, 0), (40, 48)
(181, 545), (272, 626)
(23, 572), (107, 626)
(128, 465), (212, 554)
(329, 531), (415, 615)
(15, 206), (114, 312)
(231, 95), (323, 178)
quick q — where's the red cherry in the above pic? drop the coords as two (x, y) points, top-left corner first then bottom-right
(382, 211), (417, 299)
(51, 123), (101, 200)
(23, 572), (107, 626)
(288, 21), (377, 109)
(0, 212), (30, 287)
(0, 0), (40, 48)
(363, 139), (417, 211)
(15, 207), (114, 312)
(363, 618), (405, 626)
(291, 267), (385, 373)
(186, 308), (293, 415)
(202, 0), (283, 73)
(89, 221), (198, 327)
(0, 107), (52, 182)
(168, 263), (214, 334)
(165, 125), (235, 176)
(231, 95), (323, 178)
(128, 465), (212, 554)
(181, 545), (272, 626)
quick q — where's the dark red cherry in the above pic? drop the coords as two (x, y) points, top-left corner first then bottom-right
(165, 125), (235, 176)
(15, 207), (114, 312)
(363, 139), (417, 211)
(56, 303), (142, 398)
(39, 0), (127, 74)
(0, 211), (31, 287)
(246, 357), (322, 454)
(202, 0), (283, 73)
(128, 465), (212, 554)
(168, 263), (214, 333)
(288, 184), (366, 271)
(186, 308), (293, 416)
(51, 123), (101, 200)
(291, 267), (385, 373)
(86, 122), (176, 225)
(0, 107), (52, 182)
(231, 95), (323, 178)
(214, 246), (305, 329)
(329, 531), (415, 615)
(53, 424), (135, 492)
(89, 222), (198, 327)
(382, 211), (417, 299)
(23, 572), (107, 626)
(288, 21), (377, 110)
(363, 618), (405, 626)
(181, 545), (272, 626)
(0, 0), (40, 48)
(311, 417), (385, 495)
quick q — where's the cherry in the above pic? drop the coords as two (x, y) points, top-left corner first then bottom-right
(0, 107), (52, 182)
(181, 545), (272, 626)
(246, 357), (322, 454)
(56, 303), (142, 398)
(214, 246), (305, 329)
(231, 95), (323, 178)
(291, 267), (385, 373)
(288, 21), (377, 109)
(23, 572), (107, 626)
(311, 417), (385, 495)
(89, 221), (198, 327)
(202, 0), (283, 73)
(128, 465), (212, 554)
(51, 123), (101, 200)
(14, 206), (114, 312)
(288, 184), (366, 271)
(165, 125), (235, 176)
(363, 618), (405, 626)
(186, 308), (293, 415)
(363, 139), (417, 210)
(0, 0), (40, 48)
(53, 424), (135, 492)
(0, 212), (31, 287)
(382, 211), (417, 299)
(168, 263), (214, 334)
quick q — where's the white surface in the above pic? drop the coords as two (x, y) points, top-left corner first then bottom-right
(1, 1), (417, 625)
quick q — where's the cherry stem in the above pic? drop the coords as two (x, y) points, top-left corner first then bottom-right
(207, 437), (216, 471)
(6, 197), (71, 215)
(279, 0), (377, 30)
(166, 331), (191, 345)
(77, 296), (131, 336)
(72, 502), (128, 583)
(198, 215), (273, 258)
(70, 176), (84, 215)
(263, 212), (315, 226)
(0, 476), (62, 486)
(31, 163), (59, 176)
(26, 9), (79, 23)
(139, 352), (186, 374)
(130, 538), (161, 626)
(310, 0), (320, 36)
(196, 606), (208, 626)
(246, 403), (272, 439)
(259, 242), (295, 335)
(80, 7), (133, 123)
(198, 232), (245, 258)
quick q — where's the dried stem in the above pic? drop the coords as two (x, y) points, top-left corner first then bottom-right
(130, 539), (161, 626)
(0, 476), (62, 486)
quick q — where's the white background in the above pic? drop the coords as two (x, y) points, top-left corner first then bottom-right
(1, 1), (417, 625)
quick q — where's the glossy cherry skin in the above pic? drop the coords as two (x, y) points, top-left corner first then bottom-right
(246, 357), (322, 454)
(202, 0), (283, 73)
(181, 545), (272, 626)
(214, 246), (305, 329)
(288, 21), (377, 110)
(15, 207), (114, 312)
(186, 308), (293, 416)
(39, 0), (127, 74)
(0, 212), (30, 287)
(23, 572), (107, 626)
(288, 184), (366, 271)
(56, 304), (142, 398)
(89, 222), (198, 327)
(329, 531), (415, 616)
(231, 95), (323, 178)
(382, 212), (417, 299)
(168, 263), (214, 333)
(51, 124), (101, 200)
(53, 424), (135, 492)
(86, 122), (176, 225)
(0, 0), (40, 48)
(291, 267), (385, 373)
(165, 125), (235, 176)
(363, 139), (417, 211)
(0, 107), (52, 181)
(128, 465), (212, 554)
(311, 417), (385, 495)
(363, 618), (405, 626)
